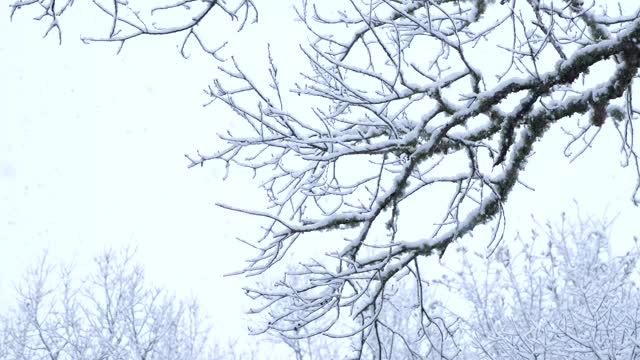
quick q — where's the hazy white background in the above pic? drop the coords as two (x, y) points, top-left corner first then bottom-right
(1, 0), (639, 347)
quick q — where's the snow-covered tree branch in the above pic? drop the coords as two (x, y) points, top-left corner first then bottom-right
(190, 1), (640, 351)
(9, 0), (256, 55)
(13, 0), (640, 357)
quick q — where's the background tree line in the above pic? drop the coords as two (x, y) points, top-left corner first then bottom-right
(1, 213), (638, 359)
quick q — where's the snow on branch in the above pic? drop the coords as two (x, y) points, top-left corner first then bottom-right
(10, 0), (257, 56)
(188, 0), (640, 352)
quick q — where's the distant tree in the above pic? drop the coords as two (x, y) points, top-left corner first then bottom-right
(433, 213), (640, 359)
(0, 317), (7, 359)
(13, 0), (640, 357)
(0, 247), (268, 360)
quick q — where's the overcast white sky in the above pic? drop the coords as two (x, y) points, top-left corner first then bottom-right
(1, 0), (639, 350)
